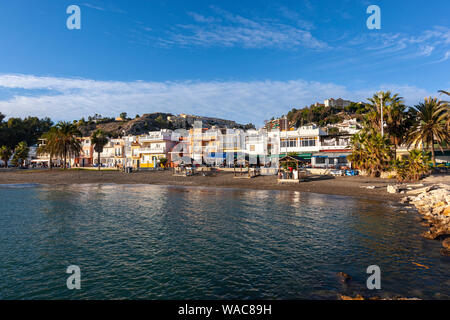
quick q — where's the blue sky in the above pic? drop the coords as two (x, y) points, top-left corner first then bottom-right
(0, 0), (449, 126)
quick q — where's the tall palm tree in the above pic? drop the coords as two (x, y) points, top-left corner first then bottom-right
(406, 97), (449, 166)
(56, 121), (82, 169)
(365, 91), (407, 159)
(91, 129), (109, 170)
(39, 122), (81, 169)
(0, 146), (12, 167)
(37, 127), (59, 169)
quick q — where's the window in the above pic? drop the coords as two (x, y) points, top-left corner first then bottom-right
(115, 148), (122, 156)
(300, 137), (316, 147)
(338, 157), (348, 164)
(288, 138), (297, 147)
(280, 139), (287, 148)
(315, 157), (326, 164)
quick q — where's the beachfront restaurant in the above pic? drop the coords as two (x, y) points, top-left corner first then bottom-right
(311, 152), (350, 168)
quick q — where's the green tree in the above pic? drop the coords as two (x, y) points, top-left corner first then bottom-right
(91, 129), (109, 170)
(120, 112), (128, 120)
(348, 132), (393, 177)
(12, 141), (30, 167)
(37, 127), (60, 169)
(40, 122), (82, 169)
(0, 145), (12, 167)
(396, 150), (431, 182)
(406, 97), (449, 166)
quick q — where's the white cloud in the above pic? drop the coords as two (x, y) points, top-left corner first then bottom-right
(158, 8), (327, 50)
(0, 74), (434, 126)
(351, 26), (450, 61)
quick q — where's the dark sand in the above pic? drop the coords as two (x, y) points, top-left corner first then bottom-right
(0, 168), (410, 202)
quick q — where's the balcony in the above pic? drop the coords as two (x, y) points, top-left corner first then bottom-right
(138, 147), (166, 154)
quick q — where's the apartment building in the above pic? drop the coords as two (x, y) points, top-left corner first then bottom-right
(138, 129), (177, 168)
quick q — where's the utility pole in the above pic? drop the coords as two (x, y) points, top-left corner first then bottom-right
(378, 92), (384, 137)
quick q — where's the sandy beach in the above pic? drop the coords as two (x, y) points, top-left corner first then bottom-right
(0, 168), (431, 201)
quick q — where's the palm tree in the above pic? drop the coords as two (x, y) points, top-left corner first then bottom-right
(37, 127), (59, 169)
(91, 129), (108, 170)
(396, 150), (431, 182)
(406, 97), (449, 166)
(0, 146), (12, 167)
(438, 90), (449, 97)
(39, 122), (81, 169)
(348, 132), (392, 177)
(12, 141), (30, 167)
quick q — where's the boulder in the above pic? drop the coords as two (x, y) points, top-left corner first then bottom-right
(387, 185), (398, 194)
(443, 238), (450, 250)
(337, 272), (352, 283)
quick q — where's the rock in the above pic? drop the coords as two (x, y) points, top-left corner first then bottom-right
(407, 184), (424, 188)
(387, 185), (399, 194)
(339, 294), (364, 300)
(337, 272), (352, 283)
(443, 206), (450, 216)
(443, 238), (450, 250)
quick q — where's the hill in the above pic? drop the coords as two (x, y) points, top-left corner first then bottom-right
(77, 113), (255, 137)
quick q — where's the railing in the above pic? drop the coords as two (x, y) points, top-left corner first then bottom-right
(138, 147), (166, 153)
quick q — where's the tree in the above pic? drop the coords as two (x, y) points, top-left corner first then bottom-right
(364, 91), (409, 159)
(120, 112), (128, 120)
(406, 97), (449, 166)
(37, 127), (60, 169)
(438, 90), (449, 97)
(39, 122), (81, 169)
(396, 150), (431, 182)
(91, 129), (109, 170)
(12, 141), (30, 167)
(159, 157), (168, 168)
(348, 132), (393, 177)
(0, 145), (12, 167)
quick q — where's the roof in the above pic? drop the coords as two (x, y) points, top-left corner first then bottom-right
(279, 155), (308, 163)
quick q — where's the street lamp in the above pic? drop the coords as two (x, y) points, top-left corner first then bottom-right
(378, 92), (384, 137)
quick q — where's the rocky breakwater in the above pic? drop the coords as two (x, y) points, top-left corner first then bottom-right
(398, 184), (450, 256)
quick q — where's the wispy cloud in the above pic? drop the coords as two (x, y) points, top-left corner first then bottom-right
(349, 26), (450, 62)
(82, 3), (106, 11)
(0, 74), (433, 126)
(82, 2), (126, 14)
(156, 8), (327, 50)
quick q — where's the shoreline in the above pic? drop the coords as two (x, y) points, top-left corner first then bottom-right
(0, 168), (420, 202)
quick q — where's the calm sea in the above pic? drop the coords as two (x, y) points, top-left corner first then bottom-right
(0, 183), (448, 299)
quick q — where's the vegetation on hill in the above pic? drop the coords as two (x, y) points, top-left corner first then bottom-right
(286, 102), (368, 127)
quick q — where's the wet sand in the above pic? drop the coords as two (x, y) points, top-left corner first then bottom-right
(0, 168), (413, 201)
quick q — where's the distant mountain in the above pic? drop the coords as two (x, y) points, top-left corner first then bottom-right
(77, 113), (255, 137)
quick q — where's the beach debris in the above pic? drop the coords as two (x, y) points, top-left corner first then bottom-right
(411, 262), (429, 269)
(337, 272), (352, 283)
